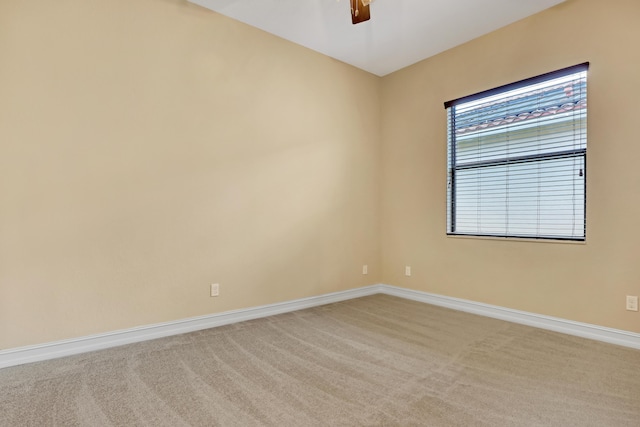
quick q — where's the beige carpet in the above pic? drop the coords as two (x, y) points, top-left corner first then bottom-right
(1, 294), (639, 426)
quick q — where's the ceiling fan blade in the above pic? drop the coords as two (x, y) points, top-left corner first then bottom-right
(350, 0), (371, 25)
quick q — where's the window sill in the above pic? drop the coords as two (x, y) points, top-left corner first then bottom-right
(446, 234), (586, 245)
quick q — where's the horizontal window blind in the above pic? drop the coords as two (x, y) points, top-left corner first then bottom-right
(445, 63), (588, 241)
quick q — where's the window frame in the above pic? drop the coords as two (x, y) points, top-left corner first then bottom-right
(444, 63), (589, 242)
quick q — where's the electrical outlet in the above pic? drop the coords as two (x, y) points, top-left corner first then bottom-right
(362, 265), (368, 275)
(626, 295), (638, 311)
(211, 283), (220, 297)
(405, 266), (411, 277)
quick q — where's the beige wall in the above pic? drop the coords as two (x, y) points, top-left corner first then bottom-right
(381, 0), (640, 333)
(0, 0), (381, 349)
(2, 0), (639, 351)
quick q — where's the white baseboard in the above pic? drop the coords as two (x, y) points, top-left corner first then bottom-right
(2, 283), (638, 369)
(379, 284), (640, 350)
(0, 285), (382, 369)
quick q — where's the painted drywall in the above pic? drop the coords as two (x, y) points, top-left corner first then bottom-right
(0, 0), (381, 349)
(2, 0), (638, 352)
(380, 0), (640, 333)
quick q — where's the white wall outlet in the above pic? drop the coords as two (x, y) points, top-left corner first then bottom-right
(626, 295), (638, 311)
(405, 266), (411, 277)
(210, 283), (220, 297)
(362, 265), (368, 275)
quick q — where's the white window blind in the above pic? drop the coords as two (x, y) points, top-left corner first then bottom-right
(445, 63), (588, 241)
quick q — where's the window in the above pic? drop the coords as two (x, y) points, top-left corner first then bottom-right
(445, 63), (588, 241)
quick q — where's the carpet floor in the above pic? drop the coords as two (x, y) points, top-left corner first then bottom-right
(1, 294), (639, 426)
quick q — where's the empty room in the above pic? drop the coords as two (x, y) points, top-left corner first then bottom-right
(1, 0), (639, 425)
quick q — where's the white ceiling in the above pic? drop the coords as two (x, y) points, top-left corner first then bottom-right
(189, 0), (566, 76)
